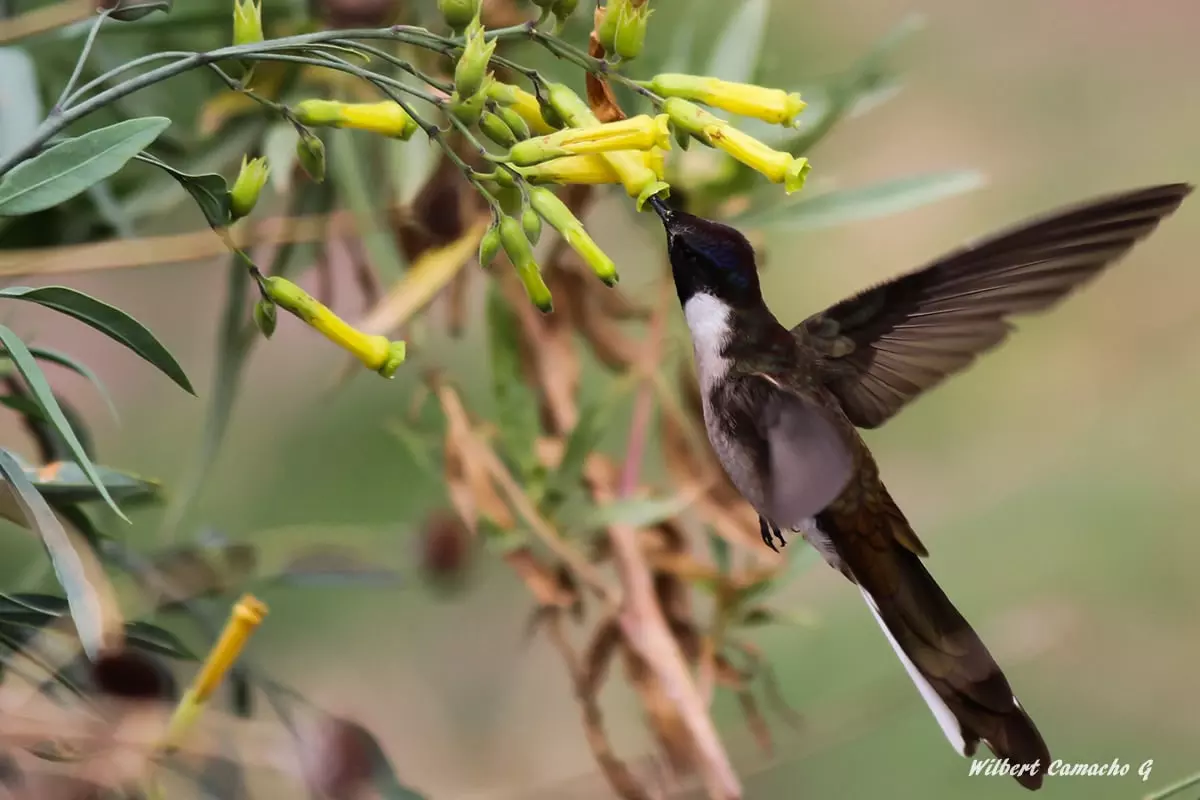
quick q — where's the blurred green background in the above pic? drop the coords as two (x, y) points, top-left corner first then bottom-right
(2, 0), (1199, 798)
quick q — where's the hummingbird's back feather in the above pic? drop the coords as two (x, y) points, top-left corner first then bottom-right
(798, 183), (1192, 427)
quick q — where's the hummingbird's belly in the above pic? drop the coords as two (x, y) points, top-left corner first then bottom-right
(701, 400), (770, 517)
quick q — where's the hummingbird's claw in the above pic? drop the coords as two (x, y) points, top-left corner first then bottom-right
(759, 516), (785, 552)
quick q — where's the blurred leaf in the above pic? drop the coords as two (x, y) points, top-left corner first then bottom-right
(540, 395), (614, 513)
(0, 48), (44, 162)
(709, 532), (731, 575)
(107, 0), (172, 22)
(134, 152), (231, 228)
(263, 121), (299, 195)
(0, 327), (126, 521)
(657, 0), (710, 75)
(0, 117), (171, 216)
(357, 218), (488, 337)
(488, 286), (542, 476)
(123, 621), (196, 660)
(26, 345), (118, 421)
(330, 129), (407, 282)
(577, 495), (694, 532)
(732, 170), (985, 231)
(0, 285), (194, 394)
(15, 457), (161, 506)
(270, 545), (403, 587)
(705, 0), (771, 85)
(0, 449), (123, 660)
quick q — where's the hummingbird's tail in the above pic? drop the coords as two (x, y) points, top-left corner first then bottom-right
(819, 511), (1050, 790)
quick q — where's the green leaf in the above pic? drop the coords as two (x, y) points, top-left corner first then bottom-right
(0, 448), (121, 659)
(709, 532), (731, 575)
(269, 546), (403, 588)
(124, 621), (196, 660)
(731, 171), (986, 231)
(540, 395), (616, 514)
(0, 49), (44, 163)
(0, 328), (126, 521)
(26, 346), (118, 421)
(13, 455), (161, 505)
(107, 0), (172, 22)
(488, 286), (540, 476)
(0, 117), (171, 216)
(576, 495), (694, 532)
(134, 152), (231, 228)
(705, 0), (771, 85)
(0, 285), (193, 394)
(330, 129), (408, 282)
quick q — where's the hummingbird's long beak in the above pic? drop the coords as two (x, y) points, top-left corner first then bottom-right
(646, 194), (674, 224)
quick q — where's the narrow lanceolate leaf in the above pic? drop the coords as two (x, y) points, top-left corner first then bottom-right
(0, 117), (171, 216)
(577, 494), (696, 532)
(705, 0), (772, 85)
(134, 152), (231, 229)
(0, 49), (44, 162)
(0, 449), (123, 660)
(20, 457), (161, 506)
(0, 326), (127, 521)
(27, 346), (118, 420)
(0, 286), (193, 394)
(731, 171), (986, 231)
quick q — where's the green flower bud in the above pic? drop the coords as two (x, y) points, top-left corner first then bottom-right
(528, 187), (617, 286)
(521, 206), (542, 244)
(103, 0), (172, 22)
(231, 0), (263, 47)
(450, 90), (487, 127)
(454, 21), (496, 99)
(295, 129), (326, 183)
(437, 0), (480, 32)
(478, 223), (502, 267)
(253, 298), (277, 339)
(499, 217), (552, 312)
(613, 1), (651, 61)
(596, 0), (629, 52)
(495, 106), (531, 141)
(229, 155), (269, 221)
(552, 0), (578, 19)
(531, 0), (555, 8)
(479, 110), (519, 149)
(493, 184), (523, 216)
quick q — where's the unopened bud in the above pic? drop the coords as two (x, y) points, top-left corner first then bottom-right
(495, 106), (531, 141)
(479, 110), (519, 148)
(486, 82), (557, 135)
(613, 1), (651, 61)
(450, 89), (487, 127)
(521, 206), (542, 244)
(507, 114), (670, 165)
(295, 129), (326, 183)
(100, 0), (172, 22)
(478, 222), (501, 267)
(595, 0), (628, 52)
(437, 0), (479, 31)
(498, 217), (552, 312)
(253, 298), (277, 338)
(454, 21), (496, 99)
(229, 155), (269, 221)
(231, 0), (263, 46)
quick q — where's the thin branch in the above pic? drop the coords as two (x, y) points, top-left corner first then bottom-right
(606, 280), (744, 800)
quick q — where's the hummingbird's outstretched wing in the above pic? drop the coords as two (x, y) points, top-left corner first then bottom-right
(797, 183), (1192, 428)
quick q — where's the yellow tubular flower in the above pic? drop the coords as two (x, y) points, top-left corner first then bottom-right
(518, 154), (622, 185)
(543, 83), (669, 210)
(486, 82), (558, 135)
(705, 124), (810, 194)
(263, 276), (406, 377)
(648, 73), (806, 126)
(162, 594), (267, 752)
(292, 99), (418, 140)
(507, 114), (671, 166)
(529, 187), (618, 285)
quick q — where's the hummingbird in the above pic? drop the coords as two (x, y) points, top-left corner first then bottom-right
(648, 183), (1191, 791)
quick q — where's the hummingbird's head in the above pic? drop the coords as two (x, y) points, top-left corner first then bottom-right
(648, 197), (763, 310)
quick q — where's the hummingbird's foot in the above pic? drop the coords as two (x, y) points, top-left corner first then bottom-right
(758, 516), (786, 551)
